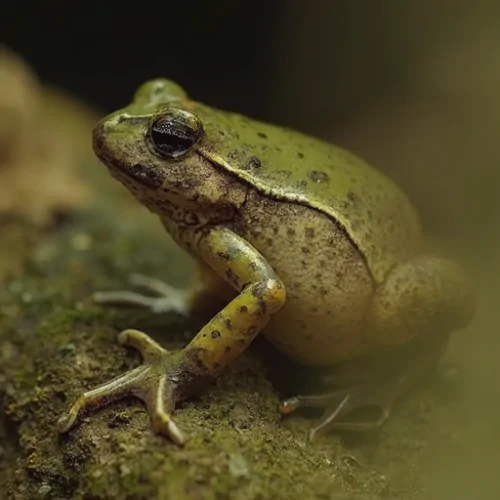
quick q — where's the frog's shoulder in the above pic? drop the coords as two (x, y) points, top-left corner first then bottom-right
(197, 105), (423, 283)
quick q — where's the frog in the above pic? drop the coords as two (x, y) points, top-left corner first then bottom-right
(57, 79), (475, 446)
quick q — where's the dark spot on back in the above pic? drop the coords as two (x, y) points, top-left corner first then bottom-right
(305, 227), (315, 238)
(308, 170), (329, 183)
(247, 156), (263, 169)
(257, 132), (268, 139)
(297, 152), (304, 159)
(275, 169), (292, 178)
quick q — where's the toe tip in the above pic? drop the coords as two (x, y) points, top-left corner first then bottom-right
(56, 414), (74, 434)
(167, 420), (188, 447)
(279, 397), (300, 415)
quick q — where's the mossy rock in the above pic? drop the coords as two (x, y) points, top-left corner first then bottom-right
(0, 154), (461, 500)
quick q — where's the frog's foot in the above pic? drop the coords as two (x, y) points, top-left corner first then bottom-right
(279, 382), (398, 441)
(57, 329), (187, 446)
(93, 273), (189, 315)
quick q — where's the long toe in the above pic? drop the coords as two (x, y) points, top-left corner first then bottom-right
(57, 329), (189, 446)
(56, 365), (149, 433)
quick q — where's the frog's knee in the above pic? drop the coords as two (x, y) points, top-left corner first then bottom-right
(368, 256), (475, 346)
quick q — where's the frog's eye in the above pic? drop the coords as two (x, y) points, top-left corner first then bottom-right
(148, 109), (203, 159)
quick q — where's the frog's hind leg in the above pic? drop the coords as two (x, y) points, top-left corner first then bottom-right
(280, 332), (448, 440)
(280, 255), (475, 440)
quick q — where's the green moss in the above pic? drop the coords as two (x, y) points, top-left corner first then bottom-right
(38, 307), (106, 339)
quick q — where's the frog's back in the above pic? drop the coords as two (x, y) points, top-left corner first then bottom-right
(195, 103), (423, 284)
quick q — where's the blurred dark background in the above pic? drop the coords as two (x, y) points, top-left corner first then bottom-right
(3, 0), (499, 242)
(1, 1), (455, 129)
(0, 1), (285, 119)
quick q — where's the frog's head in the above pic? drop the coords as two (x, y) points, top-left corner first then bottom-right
(92, 78), (247, 219)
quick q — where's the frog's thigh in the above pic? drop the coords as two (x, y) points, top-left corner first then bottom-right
(368, 255), (475, 345)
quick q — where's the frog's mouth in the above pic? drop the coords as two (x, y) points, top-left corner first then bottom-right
(116, 160), (164, 189)
(95, 148), (163, 190)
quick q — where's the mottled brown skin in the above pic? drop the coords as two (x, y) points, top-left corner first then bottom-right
(57, 79), (475, 444)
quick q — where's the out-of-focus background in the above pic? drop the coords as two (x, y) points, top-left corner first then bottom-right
(1, 1), (499, 499)
(4, 0), (498, 241)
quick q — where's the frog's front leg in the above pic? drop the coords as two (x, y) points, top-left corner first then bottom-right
(92, 262), (233, 319)
(58, 227), (286, 445)
(93, 272), (190, 314)
(280, 255), (475, 440)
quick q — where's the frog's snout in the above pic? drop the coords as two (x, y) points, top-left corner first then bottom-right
(92, 117), (120, 162)
(92, 120), (107, 155)
(92, 119), (121, 169)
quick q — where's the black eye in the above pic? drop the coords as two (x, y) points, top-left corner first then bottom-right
(149, 109), (203, 158)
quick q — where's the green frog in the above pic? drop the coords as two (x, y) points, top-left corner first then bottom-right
(57, 79), (475, 446)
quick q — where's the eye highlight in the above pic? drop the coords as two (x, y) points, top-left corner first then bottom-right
(149, 109), (203, 159)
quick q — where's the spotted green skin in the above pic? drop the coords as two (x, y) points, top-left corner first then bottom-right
(197, 112), (423, 286)
(113, 80), (422, 286)
(94, 78), (476, 366)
